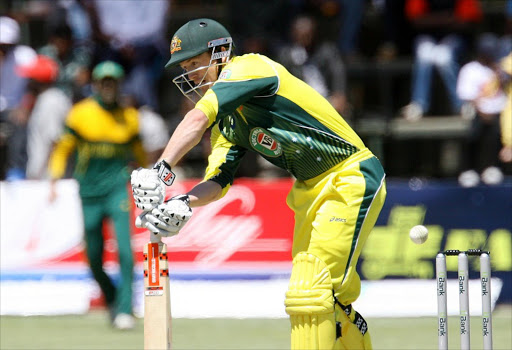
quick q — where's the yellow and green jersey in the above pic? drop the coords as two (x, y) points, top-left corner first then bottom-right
(49, 97), (146, 197)
(196, 54), (366, 195)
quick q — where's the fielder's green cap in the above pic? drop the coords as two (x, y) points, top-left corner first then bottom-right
(165, 18), (232, 68)
(92, 60), (125, 80)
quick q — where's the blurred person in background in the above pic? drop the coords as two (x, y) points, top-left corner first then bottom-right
(0, 16), (37, 180)
(501, 0), (512, 59)
(48, 61), (147, 330)
(131, 18), (386, 349)
(375, 0), (413, 61)
(498, 52), (512, 165)
(399, 0), (483, 121)
(227, 0), (289, 57)
(336, 0), (365, 61)
(456, 33), (509, 187)
(39, 21), (92, 102)
(122, 94), (169, 164)
(83, 0), (171, 111)
(284, 0), (365, 61)
(14, 55), (72, 180)
(274, 14), (349, 178)
(136, 105), (170, 165)
(279, 14), (349, 117)
(0, 16), (34, 114)
(53, 0), (93, 46)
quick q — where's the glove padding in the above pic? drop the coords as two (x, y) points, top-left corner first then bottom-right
(131, 167), (165, 211)
(135, 195), (192, 237)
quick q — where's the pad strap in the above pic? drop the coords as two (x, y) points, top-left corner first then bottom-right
(334, 298), (369, 337)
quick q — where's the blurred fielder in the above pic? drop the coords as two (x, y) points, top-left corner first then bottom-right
(131, 18), (386, 350)
(49, 61), (147, 330)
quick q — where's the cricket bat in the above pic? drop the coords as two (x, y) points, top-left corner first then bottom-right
(143, 234), (172, 349)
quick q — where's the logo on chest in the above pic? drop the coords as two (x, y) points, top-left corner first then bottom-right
(250, 128), (282, 157)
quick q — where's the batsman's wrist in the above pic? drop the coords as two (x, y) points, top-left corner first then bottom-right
(153, 160), (176, 186)
(167, 194), (190, 205)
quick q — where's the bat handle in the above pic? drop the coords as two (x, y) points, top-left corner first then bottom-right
(150, 232), (163, 243)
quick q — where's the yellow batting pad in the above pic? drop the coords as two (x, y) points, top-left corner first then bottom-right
(285, 252), (336, 349)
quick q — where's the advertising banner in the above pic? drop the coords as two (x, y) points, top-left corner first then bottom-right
(361, 180), (511, 303)
(1, 178), (510, 316)
(131, 179), (295, 274)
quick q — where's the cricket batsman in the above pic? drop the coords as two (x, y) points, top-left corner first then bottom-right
(131, 18), (386, 349)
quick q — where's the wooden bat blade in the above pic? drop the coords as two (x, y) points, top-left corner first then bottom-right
(143, 241), (172, 349)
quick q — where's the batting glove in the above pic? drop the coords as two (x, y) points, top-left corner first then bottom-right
(131, 160), (176, 211)
(135, 195), (192, 237)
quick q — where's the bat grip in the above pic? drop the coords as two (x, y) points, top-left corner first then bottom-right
(150, 232), (163, 243)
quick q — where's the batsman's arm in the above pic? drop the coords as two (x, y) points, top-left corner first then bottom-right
(132, 108), (210, 210)
(186, 180), (223, 207)
(158, 108), (210, 168)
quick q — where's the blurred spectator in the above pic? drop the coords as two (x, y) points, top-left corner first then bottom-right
(122, 95), (169, 164)
(499, 52), (512, 165)
(84, 0), (171, 110)
(376, 0), (412, 61)
(282, 0), (364, 60)
(272, 13), (349, 178)
(137, 105), (169, 164)
(3, 94), (34, 181)
(337, 0), (365, 60)
(0, 16), (38, 180)
(18, 0), (93, 46)
(279, 15), (348, 116)
(506, 0), (512, 45)
(502, 0), (512, 60)
(228, 0), (290, 56)
(399, 0), (483, 121)
(0, 16), (35, 113)
(14, 55), (72, 180)
(39, 22), (92, 102)
(54, 0), (93, 45)
(48, 61), (147, 330)
(456, 33), (508, 187)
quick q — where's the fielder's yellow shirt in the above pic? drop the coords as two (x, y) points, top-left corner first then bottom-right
(49, 97), (146, 197)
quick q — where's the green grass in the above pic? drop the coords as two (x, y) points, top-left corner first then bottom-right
(1, 305), (511, 349)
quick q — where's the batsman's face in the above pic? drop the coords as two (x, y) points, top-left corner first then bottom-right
(173, 46), (230, 104)
(179, 51), (218, 93)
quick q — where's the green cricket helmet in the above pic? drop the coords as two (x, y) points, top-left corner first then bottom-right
(166, 18), (233, 103)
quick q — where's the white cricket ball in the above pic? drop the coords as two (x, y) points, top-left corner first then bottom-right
(409, 225), (429, 244)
